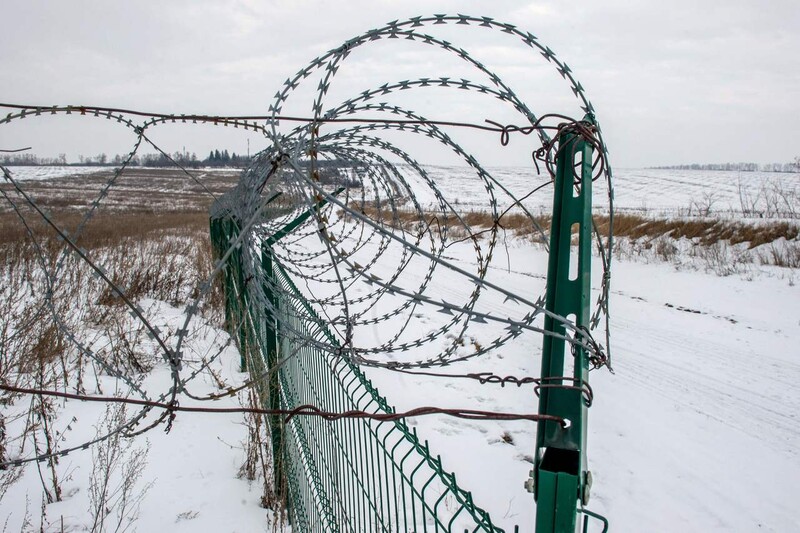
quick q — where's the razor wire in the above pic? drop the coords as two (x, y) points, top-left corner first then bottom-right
(0, 13), (613, 526)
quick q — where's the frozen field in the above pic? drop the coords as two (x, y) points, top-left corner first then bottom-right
(0, 300), (275, 532)
(2, 165), (243, 183)
(2, 166), (110, 181)
(4, 164), (798, 218)
(1, 164), (798, 532)
(404, 166), (800, 218)
(358, 242), (800, 532)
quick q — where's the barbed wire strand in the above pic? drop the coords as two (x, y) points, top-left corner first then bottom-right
(0, 15), (613, 472)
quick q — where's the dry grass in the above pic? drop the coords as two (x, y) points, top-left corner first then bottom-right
(348, 203), (551, 239)
(593, 214), (799, 248)
(0, 228), (220, 373)
(0, 168), (232, 376)
(0, 210), (210, 248)
(760, 243), (800, 268)
(1, 167), (236, 248)
(349, 203), (798, 251)
(346, 202), (799, 275)
(0, 168), (235, 516)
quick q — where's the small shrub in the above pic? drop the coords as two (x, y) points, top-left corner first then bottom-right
(88, 403), (152, 533)
(654, 236), (678, 262)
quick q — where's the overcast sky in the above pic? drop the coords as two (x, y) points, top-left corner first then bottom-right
(1, 0), (798, 168)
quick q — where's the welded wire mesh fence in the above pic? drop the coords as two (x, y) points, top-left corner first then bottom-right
(211, 214), (511, 532)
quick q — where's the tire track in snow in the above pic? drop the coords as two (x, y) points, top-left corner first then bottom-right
(613, 309), (800, 458)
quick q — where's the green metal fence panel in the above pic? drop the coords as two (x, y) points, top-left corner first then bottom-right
(210, 214), (509, 533)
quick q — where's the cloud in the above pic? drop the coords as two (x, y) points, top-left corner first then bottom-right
(1, 1), (798, 166)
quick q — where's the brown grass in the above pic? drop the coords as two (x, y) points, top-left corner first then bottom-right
(347, 203), (551, 238)
(0, 168), (231, 375)
(0, 223), (222, 381)
(344, 203), (798, 274)
(593, 214), (799, 248)
(0, 210), (210, 249)
(0, 167), (236, 248)
(348, 204), (798, 250)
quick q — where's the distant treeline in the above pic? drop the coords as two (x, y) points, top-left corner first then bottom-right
(0, 151), (364, 187)
(0, 149), (253, 168)
(652, 160), (799, 173)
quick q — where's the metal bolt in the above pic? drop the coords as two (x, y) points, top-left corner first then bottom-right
(524, 469), (536, 494)
(581, 471), (592, 505)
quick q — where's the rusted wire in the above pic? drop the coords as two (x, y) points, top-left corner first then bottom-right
(383, 368), (594, 407)
(0, 383), (565, 429)
(0, 103), (596, 155)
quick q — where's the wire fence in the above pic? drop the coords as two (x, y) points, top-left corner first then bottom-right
(212, 213), (517, 532)
(1, 13), (615, 532)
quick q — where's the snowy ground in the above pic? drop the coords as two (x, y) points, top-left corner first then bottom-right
(5, 165), (799, 217)
(360, 242), (800, 532)
(2, 166), (110, 182)
(1, 165), (798, 532)
(405, 166), (800, 218)
(0, 301), (275, 532)
(4, 246), (796, 531)
(2, 165), (244, 182)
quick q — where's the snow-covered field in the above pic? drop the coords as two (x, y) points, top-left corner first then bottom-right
(0, 301), (276, 531)
(1, 165), (798, 532)
(2, 165), (244, 183)
(5, 165), (798, 218)
(407, 166), (800, 218)
(2, 166), (111, 181)
(360, 242), (800, 532)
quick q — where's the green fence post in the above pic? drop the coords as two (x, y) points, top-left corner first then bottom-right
(209, 216), (247, 371)
(261, 243), (285, 498)
(228, 218), (250, 373)
(534, 115), (595, 533)
(258, 187), (343, 506)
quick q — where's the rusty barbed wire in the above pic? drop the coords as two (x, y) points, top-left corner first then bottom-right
(379, 367), (595, 406)
(1, 102), (603, 177)
(0, 382), (565, 468)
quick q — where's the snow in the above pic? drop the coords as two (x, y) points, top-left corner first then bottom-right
(2, 166), (111, 181)
(0, 300), (274, 532)
(341, 240), (798, 532)
(5, 164), (797, 218)
(576, 258), (799, 532)
(402, 165), (800, 218)
(1, 165), (244, 182)
(1, 165), (798, 531)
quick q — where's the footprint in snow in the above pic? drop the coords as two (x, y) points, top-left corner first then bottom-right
(434, 426), (462, 436)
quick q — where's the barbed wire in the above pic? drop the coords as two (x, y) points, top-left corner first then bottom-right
(377, 367), (595, 406)
(0, 13), (613, 468)
(1, 102), (605, 175)
(1, 382), (565, 425)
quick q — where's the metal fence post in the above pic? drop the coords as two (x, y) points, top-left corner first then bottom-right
(261, 243), (285, 498)
(228, 218), (250, 373)
(210, 216), (247, 371)
(534, 115), (595, 532)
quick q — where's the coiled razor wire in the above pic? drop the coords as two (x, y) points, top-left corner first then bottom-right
(0, 14), (612, 477)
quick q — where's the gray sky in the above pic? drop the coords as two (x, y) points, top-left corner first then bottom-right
(1, 0), (798, 168)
